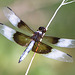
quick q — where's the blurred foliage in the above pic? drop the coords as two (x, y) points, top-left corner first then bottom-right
(0, 0), (75, 75)
(0, 0), (15, 7)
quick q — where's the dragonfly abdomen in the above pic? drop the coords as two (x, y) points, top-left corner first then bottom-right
(18, 40), (35, 63)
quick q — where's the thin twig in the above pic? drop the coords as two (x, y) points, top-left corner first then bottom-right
(63, 1), (75, 5)
(46, 0), (75, 30)
(25, 53), (36, 75)
(46, 1), (63, 30)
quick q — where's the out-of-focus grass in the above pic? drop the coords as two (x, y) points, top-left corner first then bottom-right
(0, 0), (15, 7)
(0, 0), (75, 75)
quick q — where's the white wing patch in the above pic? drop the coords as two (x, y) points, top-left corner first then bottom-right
(0, 24), (16, 42)
(55, 38), (75, 48)
(43, 49), (73, 62)
(3, 7), (20, 27)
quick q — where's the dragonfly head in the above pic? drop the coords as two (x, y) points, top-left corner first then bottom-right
(38, 27), (46, 33)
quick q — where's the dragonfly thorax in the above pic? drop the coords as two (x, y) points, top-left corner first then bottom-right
(38, 27), (46, 33)
(31, 27), (46, 42)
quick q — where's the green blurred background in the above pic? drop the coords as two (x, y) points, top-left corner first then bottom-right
(0, 0), (75, 75)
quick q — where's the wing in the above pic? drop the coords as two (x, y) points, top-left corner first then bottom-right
(32, 42), (52, 54)
(42, 35), (75, 48)
(3, 7), (34, 36)
(54, 38), (75, 48)
(32, 41), (73, 62)
(43, 49), (73, 62)
(0, 23), (31, 46)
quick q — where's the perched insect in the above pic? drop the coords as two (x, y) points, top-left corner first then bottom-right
(0, 7), (74, 63)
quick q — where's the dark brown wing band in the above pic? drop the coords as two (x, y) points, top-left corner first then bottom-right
(17, 20), (34, 36)
(18, 20), (34, 33)
(13, 32), (31, 46)
(32, 42), (52, 54)
(42, 36), (60, 45)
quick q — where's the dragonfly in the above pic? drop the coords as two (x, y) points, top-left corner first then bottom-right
(0, 7), (74, 63)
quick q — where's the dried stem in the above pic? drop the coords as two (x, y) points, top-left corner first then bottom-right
(25, 53), (36, 75)
(46, 0), (75, 30)
(63, 1), (75, 5)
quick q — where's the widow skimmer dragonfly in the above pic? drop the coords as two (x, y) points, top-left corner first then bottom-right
(0, 7), (74, 63)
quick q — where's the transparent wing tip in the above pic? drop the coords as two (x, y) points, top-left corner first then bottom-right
(66, 54), (73, 62)
(43, 49), (73, 63)
(0, 23), (3, 25)
(3, 6), (12, 16)
(6, 7), (12, 11)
